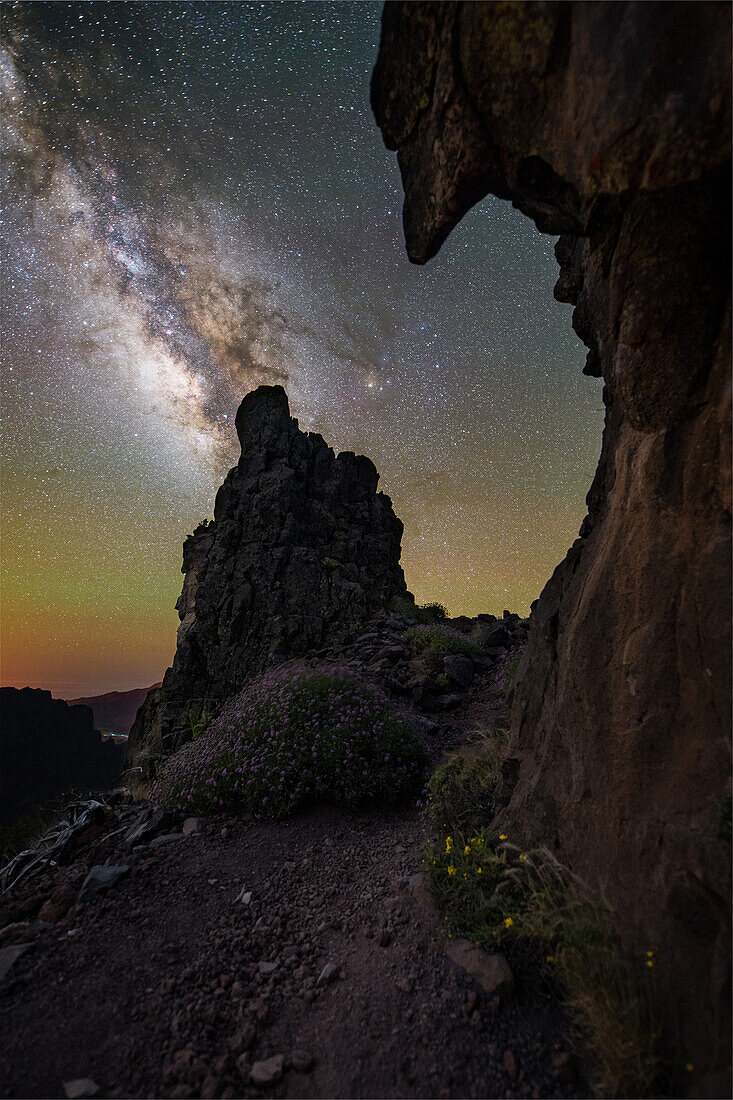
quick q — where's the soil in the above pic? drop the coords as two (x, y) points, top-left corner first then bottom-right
(0, 625), (591, 1100)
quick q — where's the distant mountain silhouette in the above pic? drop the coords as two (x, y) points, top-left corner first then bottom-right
(0, 687), (126, 826)
(67, 683), (162, 736)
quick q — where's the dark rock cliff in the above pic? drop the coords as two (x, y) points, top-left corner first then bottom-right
(127, 385), (409, 775)
(372, 1), (731, 1085)
(0, 687), (125, 825)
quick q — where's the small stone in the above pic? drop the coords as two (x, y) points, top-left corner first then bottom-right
(249, 1054), (284, 1086)
(230, 1023), (256, 1052)
(38, 883), (77, 923)
(0, 921), (30, 944)
(62, 1080), (100, 1099)
(550, 1050), (572, 1077)
(169, 1084), (195, 1099)
(317, 961), (339, 985)
(463, 991), (478, 1015)
(235, 1053), (251, 1080)
(77, 865), (129, 901)
(0, 942), (32, 982)
(200, 1075), (221, 1099)
(221, 827), (229, 839)
(378, 930), (392, 947)
(290, 1050), (313, 1073)
(503, 1050), (518, 1081)
(258, 959), (279, 975)
(446, 940), (514, 997)
(182, 817), (203, 836)
(236, 887), (252, 905)
(149, 833), (184, 849)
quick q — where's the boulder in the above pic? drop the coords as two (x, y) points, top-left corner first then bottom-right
(372, 1), (731, 1077)
(442, 654), (474, 688)
(0, 942), (32, 982)
(77, 865), (129, 901)
(446, 939), (514, 998)
(249, 1055), (284, 1087)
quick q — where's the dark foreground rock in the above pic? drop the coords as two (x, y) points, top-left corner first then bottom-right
(128, 385), (409, 777)
(372, 2), (731, 1087)
(0, 688), (125, 826)
(0, 650), (585, 1100)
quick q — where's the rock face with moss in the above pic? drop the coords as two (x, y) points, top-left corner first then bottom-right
(372, 1), (731, 1086)
(128, 385), (408, 775)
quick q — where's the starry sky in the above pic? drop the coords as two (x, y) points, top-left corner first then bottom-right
(1, 1), (604, 696)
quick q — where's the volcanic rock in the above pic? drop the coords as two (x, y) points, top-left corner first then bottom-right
(442, 654), (474, 688)
(0, 688), (125, 826)
(372, 0), (731, 1078)
(128, 385), (409, 774)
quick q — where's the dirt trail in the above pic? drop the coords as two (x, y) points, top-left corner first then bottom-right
(1, 648), (589, 1099)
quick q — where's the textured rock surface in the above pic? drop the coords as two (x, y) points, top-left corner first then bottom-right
(372, 0), (731, 1084)
(128, 385), (408, 774)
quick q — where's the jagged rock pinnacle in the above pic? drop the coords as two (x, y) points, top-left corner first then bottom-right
(128, 385), (410, 775)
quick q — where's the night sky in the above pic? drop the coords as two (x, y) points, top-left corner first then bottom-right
(1, 2), (604, 696)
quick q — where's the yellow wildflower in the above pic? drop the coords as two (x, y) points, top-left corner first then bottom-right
(476, 867), (482, 875)
(686, 1064), (694, 1073)
(646, 959), (654, 968)
(504, 916), (514, 928)
(518, 853), (526, 861)
(646, 950), (654, 958)
(445, 836), (453, 854)
(447, 865), (456, 876)
(499, 834), (507, 841)
(546, 955), (555, 963)
(464, 845), (471, 855)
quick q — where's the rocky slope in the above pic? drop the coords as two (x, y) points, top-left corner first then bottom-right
(0, 619), (589, 1100)
(372, 2), (731, 1090)
(0, 688), (125, 826)
(128, 385), (408, 777)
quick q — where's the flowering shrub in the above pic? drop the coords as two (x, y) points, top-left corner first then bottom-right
(492, 642), (527, 694)
(406, 624), (479, 658)
(152, 662), (426, 818)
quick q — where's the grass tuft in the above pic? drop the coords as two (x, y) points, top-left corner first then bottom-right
(424, 741), (662, 1097)
(389, 597), (448, 624)
(406, 624), (480, 659)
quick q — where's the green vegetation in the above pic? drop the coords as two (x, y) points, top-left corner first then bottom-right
(504, 655), (522, 682)
(153, 662), (427, 820)
(0, 809), (54, 863)
(427, 750), (504, 837)
(424, 745), (662, 1097)
(389, 597), (447, 623)
(188, 707), (212, 740)
(406, 624), (479, 659)
(321, 556), (340, 569)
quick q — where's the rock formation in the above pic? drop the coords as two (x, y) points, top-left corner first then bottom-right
(0, 688), (125, 825)
(128, 385), (409, 774)
(372, 2), (731, 1087)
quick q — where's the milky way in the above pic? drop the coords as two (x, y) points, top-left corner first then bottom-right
(1, 2), (604, 694)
